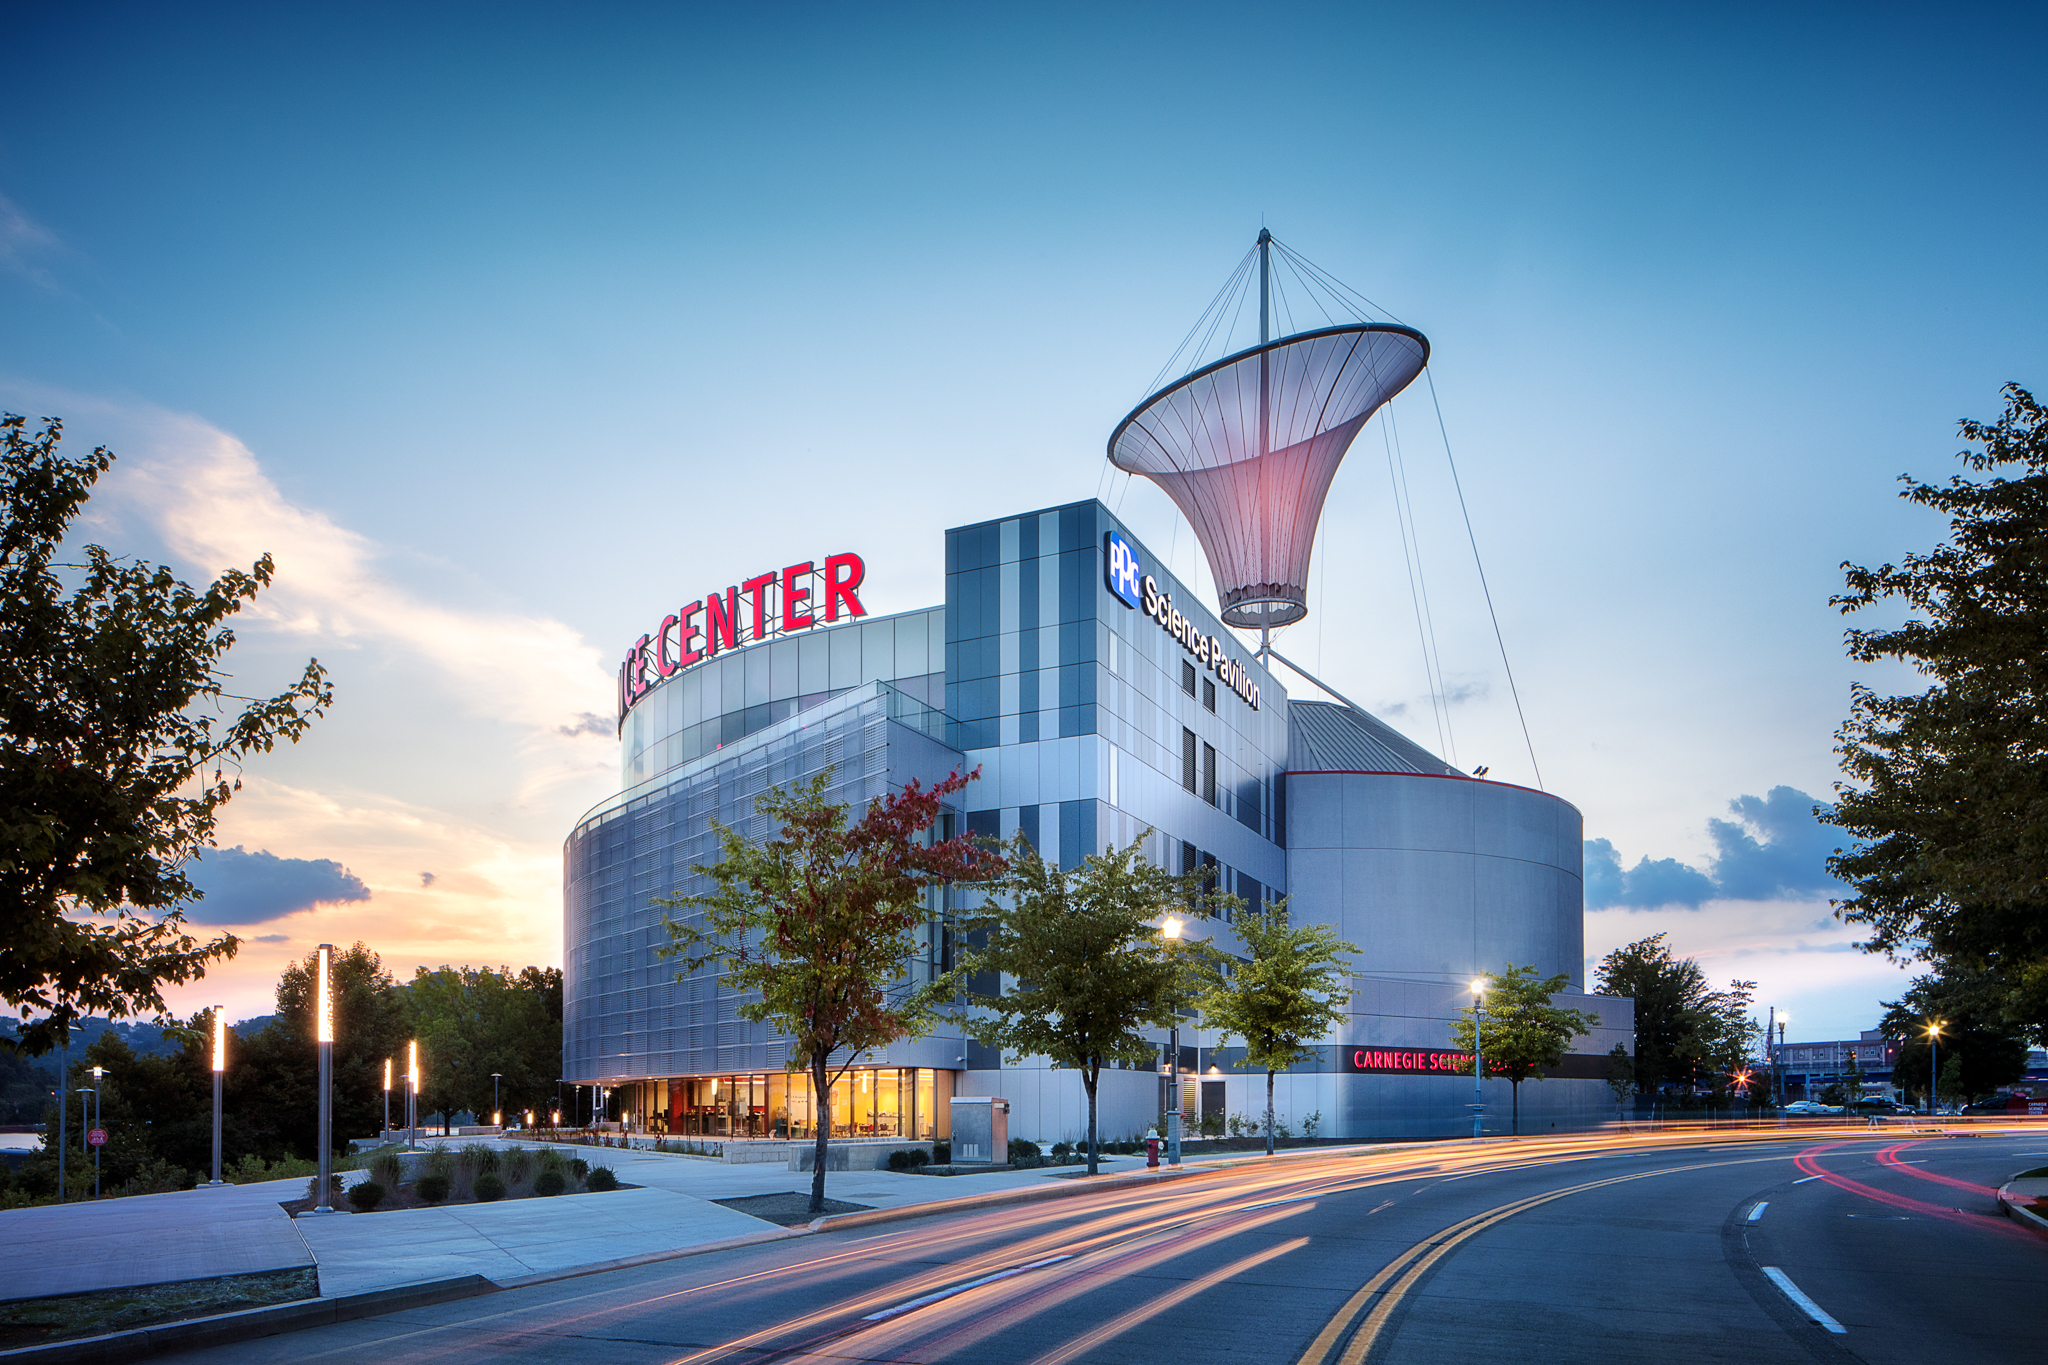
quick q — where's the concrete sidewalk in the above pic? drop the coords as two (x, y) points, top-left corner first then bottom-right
(0, 1177), (315, 1302)
(0, 1138), (1153, 1304)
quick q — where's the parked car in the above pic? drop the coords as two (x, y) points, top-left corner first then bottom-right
(1961, 1100), (2014, 1115)
(1852, 1099), (1908, 1114)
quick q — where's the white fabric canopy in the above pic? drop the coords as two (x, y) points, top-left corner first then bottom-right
(1109, 324), (1428, 628)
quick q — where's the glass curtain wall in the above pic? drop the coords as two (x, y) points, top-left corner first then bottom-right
(626, 1068), (952, 1141)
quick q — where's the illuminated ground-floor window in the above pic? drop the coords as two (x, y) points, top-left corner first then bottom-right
(621, 1067), (952, 1141)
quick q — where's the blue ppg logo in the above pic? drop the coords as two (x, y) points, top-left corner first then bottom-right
(1103, 531), (1142, 609)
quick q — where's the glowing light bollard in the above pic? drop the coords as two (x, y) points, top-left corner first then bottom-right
(383, 1057), (392, 1138)
(407, 1039), (420, 1152)
(306, 944), (339, 1215)
(208, 1007), (227, 1185)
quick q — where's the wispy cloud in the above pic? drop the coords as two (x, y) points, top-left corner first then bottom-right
(108, 404), (615, 803)
(0, 193), (62, 290)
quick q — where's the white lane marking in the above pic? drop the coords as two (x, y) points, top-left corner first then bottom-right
(1762, 1267), (1847, 1334)
(1794, 1175), (1824, 1184)
(861, 1254), (1074, 1322)
(1747, 1202), (1768, 1222)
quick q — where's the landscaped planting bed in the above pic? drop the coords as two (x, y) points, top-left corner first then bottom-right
(285, 1143), (625, 1215)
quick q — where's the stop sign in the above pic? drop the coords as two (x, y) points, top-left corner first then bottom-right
(87, 1128), (107, 1146)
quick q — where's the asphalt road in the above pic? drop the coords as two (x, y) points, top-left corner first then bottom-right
(158, 1126), (2048, 1365)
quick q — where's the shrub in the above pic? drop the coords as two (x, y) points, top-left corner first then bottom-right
(586, 1165), (618, 1191)
(886, 1148), (931, 1171)
(415, 1172), (451, 1205)
(1050, 1141), (1072, 1159)
(1301, 1111), (1321, 1140)
(1007, 1138), (1041, 1164)
(504, 1147), (535, 1186)
(425, 1147), (453, 1180)
(370, 1151), (405, 1191)
(473, 1173), (506, 1202)
(303, 1173), (344, 1206)
(348, 1180), (386, 1212)
(932, 1141), (951, 1164)
(534, 1169), (567, 1197)
(567, 1157), (589, 1179)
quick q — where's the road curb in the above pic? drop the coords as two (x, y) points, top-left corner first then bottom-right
(0, 1275), (497, 1365)
(490, 1226), (809, 1289)
(809, 1164), (1210, 1233)
(1996, 1182), (2048, 1239)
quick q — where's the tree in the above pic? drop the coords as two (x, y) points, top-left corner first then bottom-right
(1880, 964), (2029, 1105)
(1, 414), (331, 1055)
(271, 943), (409, 1151)
(960, 837), (1184, 1176)
(1827, 385), (2048, 1047)
(1451, 964), (1599, 1135)
(1604, 1043), (1635, 1118)
(661, 768), (1000, 1213)
(1191, 901), (1357, 1156)
(1694, 979), (1762, 1104)
(1594, 935), (1713, 1094)
(405, 964), (562, 1129)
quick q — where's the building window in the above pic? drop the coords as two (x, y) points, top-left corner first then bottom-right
(1180, 660), (1196, 696)
(1182, 727), (1197, 792)
(1202, 742), (1217, 805)
(1202, 677), (1216, 712)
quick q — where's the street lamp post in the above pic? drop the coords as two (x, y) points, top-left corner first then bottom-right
(1776, 1017), (1788, 1101)
(75, 1085), (93, 1198)
(209, 1007), (226, 1185)
(1471, 979), (1486, 1140)
(383, 1058), (392, 1137)
(310, 943), (337, 1215)
(407, 1040), (420, 1151)
(1926, 1021), (1944, 1117)
(1162, 916), (1183, 1167)
(89, 1066), (104, 1198)
(492, 1073), (503, 1128)
(57, 1022), (69, 1204)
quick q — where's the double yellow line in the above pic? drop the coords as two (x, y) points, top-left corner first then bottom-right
(1296, 1158), (1738, 1365)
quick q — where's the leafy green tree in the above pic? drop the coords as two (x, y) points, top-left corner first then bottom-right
(1594, 934), (1713, 1093)
(960, 837), (1184, 1176)
(662, 768), (1000, 1213)
(269, 943), (409, 1151)
(1827, 385), (2048, 1046)
(1604, 1043), (1635, 1116)
(1451, 964), (1599, 1134)
(1694, 979), (1762, 1102)
(1880, 964), (2029, 1105)
(1, 414), (331, 1055)
(1191, 901), (1357, 1156)
(405, 964), (562, 1129)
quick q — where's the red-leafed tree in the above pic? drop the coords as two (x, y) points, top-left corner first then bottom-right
(659, 767), (1003, 1212)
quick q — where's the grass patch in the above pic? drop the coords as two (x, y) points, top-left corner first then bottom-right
(0, 1267), (317, 1349)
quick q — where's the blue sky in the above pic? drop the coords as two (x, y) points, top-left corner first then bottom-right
(5, 4), (2044, 1041)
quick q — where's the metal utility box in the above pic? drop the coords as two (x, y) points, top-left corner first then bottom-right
(950, 1096), (1009, 1164)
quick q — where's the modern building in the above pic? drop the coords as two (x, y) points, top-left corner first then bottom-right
(562, 498), (1632, 1144)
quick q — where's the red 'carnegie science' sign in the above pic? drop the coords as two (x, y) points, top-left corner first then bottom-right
(617, 552), (867, 728)
(1346, 1047), (1490, 1075)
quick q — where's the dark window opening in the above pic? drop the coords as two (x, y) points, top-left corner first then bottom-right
(1180, 660), (1196, 696)
(1202, 742), (1217, 805)
(1202, 677), (1216, 712)
(1181, 728), (1197, 793)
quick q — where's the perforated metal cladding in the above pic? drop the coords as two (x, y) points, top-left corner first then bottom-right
(1109, 325), (1428, 627)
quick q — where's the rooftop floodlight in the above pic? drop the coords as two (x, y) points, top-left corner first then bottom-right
(1109, 229), (1429, 648)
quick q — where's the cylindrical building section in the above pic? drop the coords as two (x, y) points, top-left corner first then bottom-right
(1284, 769), (1585, 986)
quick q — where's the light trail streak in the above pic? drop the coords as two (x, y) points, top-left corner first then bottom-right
(1022, 1237), (1310, 1365)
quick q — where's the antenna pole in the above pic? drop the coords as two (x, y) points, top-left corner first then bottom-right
(1258, 227), (1272, 655)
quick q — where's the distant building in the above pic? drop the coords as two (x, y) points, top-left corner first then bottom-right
(1770, 1029), (1897, 1101)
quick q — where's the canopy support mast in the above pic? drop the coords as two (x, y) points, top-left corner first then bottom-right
(1257, 227), (1272, 659)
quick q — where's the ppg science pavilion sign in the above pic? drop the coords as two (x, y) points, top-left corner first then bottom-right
(617, 552), (868, 723)
(1105, 531), (1260, 712)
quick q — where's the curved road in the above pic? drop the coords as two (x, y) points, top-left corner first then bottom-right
(165, 1126), (2048, 1365)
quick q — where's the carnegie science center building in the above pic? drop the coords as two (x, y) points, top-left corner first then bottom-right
(563, 243), (1631, 1148)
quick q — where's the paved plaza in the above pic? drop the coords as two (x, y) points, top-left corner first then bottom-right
(0, 1138), (1158, 1304)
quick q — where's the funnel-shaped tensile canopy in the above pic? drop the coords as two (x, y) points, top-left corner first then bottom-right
(1108, 323), (1428, 628)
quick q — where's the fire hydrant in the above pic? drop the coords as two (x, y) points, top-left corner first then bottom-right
(1145, 1126), (1161, 1168)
